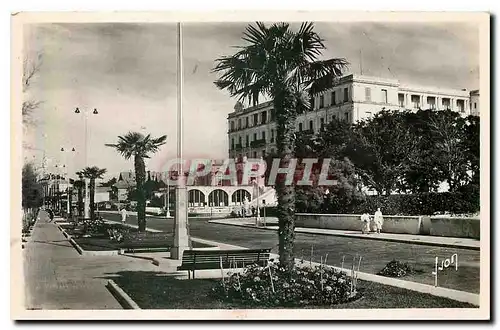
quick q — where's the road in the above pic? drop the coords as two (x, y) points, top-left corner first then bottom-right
(100, 211), (480, 294)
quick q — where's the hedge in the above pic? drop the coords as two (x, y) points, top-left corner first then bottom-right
(262, 184), (479, 216)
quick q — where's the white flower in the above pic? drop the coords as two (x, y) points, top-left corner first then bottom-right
(325, 286), (332, 292)
(254, 276), (261, 282)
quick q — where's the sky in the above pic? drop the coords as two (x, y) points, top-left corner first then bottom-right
(22, 21), (480, 180)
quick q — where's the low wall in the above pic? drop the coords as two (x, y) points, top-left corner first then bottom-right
(429, 216), (480, 239)
(295, 213), (424, 235)
(295, 213), (479, 239)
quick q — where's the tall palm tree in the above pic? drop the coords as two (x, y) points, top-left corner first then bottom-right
(81, 166), (107, 221)
(213, 22), (348, 271)
(106, 132), (167, 231)
(74, 171), (85, 217)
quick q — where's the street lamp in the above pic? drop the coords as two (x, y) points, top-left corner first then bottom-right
(74, 107), (99, 219)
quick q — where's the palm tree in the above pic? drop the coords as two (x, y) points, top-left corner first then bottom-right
(213, 22), (348, 271)
(106, 132), (167, 231)
(81, 166), (107, 221)
(74, 171), (85, 217)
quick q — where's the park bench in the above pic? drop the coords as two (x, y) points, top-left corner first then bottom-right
(120, 232), (174, 253)
(177, 248), (272, 279)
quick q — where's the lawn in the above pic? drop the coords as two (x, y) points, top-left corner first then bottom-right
(109, 270), (477, 309)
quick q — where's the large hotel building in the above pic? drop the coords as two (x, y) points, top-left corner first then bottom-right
(227, 74), (480, 160)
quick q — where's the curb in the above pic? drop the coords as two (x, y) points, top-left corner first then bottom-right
(121, 253), (160, 266)
(106, 280), (141, 309)
(209, 220), (480, 251)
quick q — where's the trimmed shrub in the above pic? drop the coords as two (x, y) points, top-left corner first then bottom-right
(377, 260), (424, 278)
(212, 260), (359, 307)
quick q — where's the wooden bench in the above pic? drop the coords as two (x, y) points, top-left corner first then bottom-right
(120, 232), (174, 252)
(177, 248), (272, 279)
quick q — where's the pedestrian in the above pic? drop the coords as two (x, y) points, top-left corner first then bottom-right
(374, 208), (384, 234)
(360, 213), (370, 234)
(251, 206), (256, 216)
(121, 207), (127, 225)
(47, 209), (54, 222)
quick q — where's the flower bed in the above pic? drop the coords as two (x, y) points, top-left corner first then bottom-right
(212, 260), (361, 307)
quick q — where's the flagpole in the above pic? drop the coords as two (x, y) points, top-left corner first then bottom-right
(171, 22), (189, 260)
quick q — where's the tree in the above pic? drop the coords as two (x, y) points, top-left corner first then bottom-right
(22, 52), (43, 124)
(81, 166), (107, 221)
(22, 162), (43, 227)
(213, 22), (348, 271)
(348, 110), (420, 195)
(74, 171), (85, 217)
(106, 132), (167, 231)
(426, 110), (471, 192)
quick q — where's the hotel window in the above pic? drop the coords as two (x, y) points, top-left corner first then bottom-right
(427, 96), (436, 110)
(344, 112), (349, 122)
(411, 95), (420, 109)
(246, 135), (249, 147)
(253, 133), (257, 142)
(309, 120), (314, 131)
(231, 138), (234, 150)
(245, 117), (249, 128)
(261, 111), (267, 124)
(365, 87), (371, 102)
(331, 91), (336, 105)
(320, 117), (325, 130)
(319, 95), (325, 108)
(442, 98), (450, 110)
(230, 121), (235, 131)
(381, 89), (388, 104)
(238, 119), (242, 129)
(343, 87), (349, 102)
(299, 122), (303, 132)
(262, 131), (266, 141)
(398, 94), (405, 107)
(474, 103), (477, 109)
(253, 113), (259, 126)
(238, 136), (242, 145)
(271, 129), (275, 142)
(270, 109), (276, 121)
(457, 99), (465, 113)
(253, 151), (257, 158)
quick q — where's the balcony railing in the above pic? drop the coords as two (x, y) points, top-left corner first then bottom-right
(250, 139), (267, 148)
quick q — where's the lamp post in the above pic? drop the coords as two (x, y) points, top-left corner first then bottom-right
(252, 179), (261, 227)
(61, 147), (76, 218)
(74, 107), (99, 219)
(171, 22), (189, 260)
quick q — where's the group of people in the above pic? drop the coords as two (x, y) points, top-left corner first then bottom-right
(360, 208), (384, 234)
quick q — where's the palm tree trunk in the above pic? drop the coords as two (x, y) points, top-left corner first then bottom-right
(77, 183), (83, 217)
(68, 188), (73, 218)
(135, 155), (147, 232)
(90, 179), (96, 221)
(274, 92), (297, 272)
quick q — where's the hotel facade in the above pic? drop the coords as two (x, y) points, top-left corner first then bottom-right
(227, 74), (479, 160)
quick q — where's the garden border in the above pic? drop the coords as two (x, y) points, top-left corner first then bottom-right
(57, 224), (122, 257)
(106, 280), (141, 309)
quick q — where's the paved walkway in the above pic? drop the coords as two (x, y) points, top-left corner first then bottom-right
(209, 218), (480, 250)
(23, 211), (160, 310)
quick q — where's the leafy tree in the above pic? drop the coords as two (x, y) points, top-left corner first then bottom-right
(213, 22), (348, 271)
(106, 132), (167, 231)
(22, 52), (43, 124)
(348, 110), (420, 195)
(426, 110), (471, 191)
(81, 166), (107, 221)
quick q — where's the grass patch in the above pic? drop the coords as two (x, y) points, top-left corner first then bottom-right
(109, 270), (477, 309)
